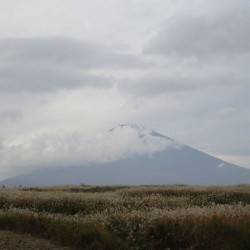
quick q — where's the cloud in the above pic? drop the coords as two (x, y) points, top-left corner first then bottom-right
(0, 111), (22, 122)
(0, 125), (177, 173)
(131, 0), (250, 98)
(0, 37), (146, 92)
(118, 63), (248, 96)
(1, 37), (146, 68)
(0, 136), (4, 151)
(214, 107), (239, 121)
(119, 72), (197, 96)
(144, 0), (250, 58)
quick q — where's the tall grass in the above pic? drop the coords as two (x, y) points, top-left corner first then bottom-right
(0, 185), (249, 249)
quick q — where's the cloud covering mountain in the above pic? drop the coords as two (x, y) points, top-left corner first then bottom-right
(0, 124), (249, 187)
(0, 124), (181, 178)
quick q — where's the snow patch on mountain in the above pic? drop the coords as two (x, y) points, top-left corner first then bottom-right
(218, 162), (226, 168)
(108, 123), (182, 150)
(104, 123), (183, 160)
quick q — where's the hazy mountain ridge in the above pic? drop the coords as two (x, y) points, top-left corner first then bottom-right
(0, 124), (249, 187)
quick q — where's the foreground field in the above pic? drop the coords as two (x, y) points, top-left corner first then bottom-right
(0, 185), (250, 249)
(0, 230), (71, 250)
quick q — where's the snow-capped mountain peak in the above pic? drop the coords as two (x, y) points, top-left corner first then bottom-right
(107, 124), (182, 155)
(109, 123), (145, 132)
(109, 123), (173, 141)
(109, 123), (179, 143)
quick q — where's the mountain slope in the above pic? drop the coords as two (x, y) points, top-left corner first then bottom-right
(0, 124), (249, 187)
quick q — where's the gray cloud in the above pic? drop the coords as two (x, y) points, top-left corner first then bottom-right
(144, 1), (250, 58)
(119, 73), (197, 96)
(0, 136), (4, 151)
(1, 37), (146, 68)
(0, 65), (113, 92)
(0, 111), (22, 122)
(0, 37), (147, 92)
(130, 1), (250, 97)
(118, 64), (249, 96)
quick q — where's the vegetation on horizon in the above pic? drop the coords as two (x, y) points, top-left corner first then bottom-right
(0, 184), (250, 249)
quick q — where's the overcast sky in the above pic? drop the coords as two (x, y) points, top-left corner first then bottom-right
(0, 0), (250, 180)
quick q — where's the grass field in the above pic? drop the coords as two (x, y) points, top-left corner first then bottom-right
(0, 229), (71, 250)
(0, 184), (249, 249)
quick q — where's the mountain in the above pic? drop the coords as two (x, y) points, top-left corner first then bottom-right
(0, 124), (249, 187)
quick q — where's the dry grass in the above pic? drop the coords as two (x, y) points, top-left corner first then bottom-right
(0, 184), (250, 249)
(0, 230), (72, 250)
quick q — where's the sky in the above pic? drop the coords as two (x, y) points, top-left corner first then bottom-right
(0, 0), (250, 180)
